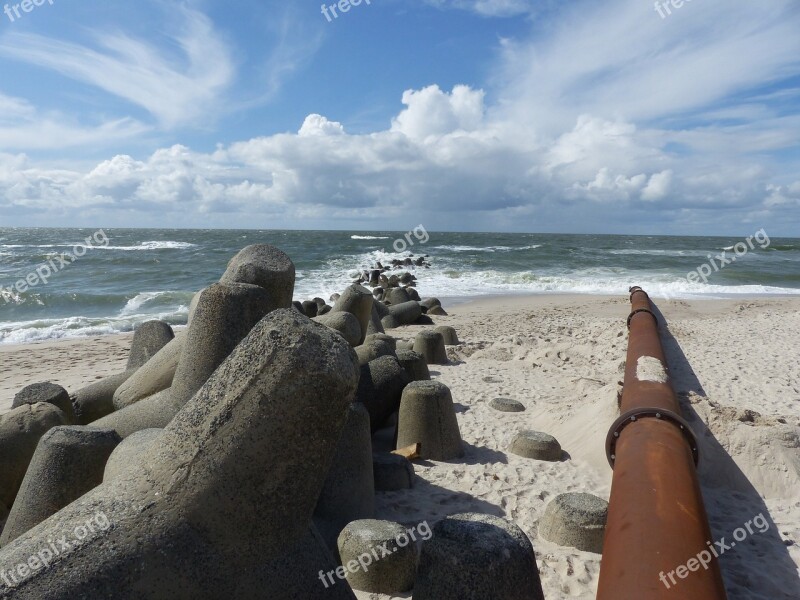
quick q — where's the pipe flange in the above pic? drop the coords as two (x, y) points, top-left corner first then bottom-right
(628, 286), (647, 302)
(605, 407), (699, 469)
(627, 308), (658, 329)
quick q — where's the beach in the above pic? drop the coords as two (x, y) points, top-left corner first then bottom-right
(3, 293), (798, 599)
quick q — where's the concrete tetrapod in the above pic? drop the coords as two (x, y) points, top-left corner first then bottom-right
(113, 336), (184, 410)
(419, 298), (441, 311)
(0, 403), (68, 511)
(372, 453), (414, 491)
(126, 321), (174, 370)
(508, 430), (562, 461)
(396, 381), (463, 460)
(12, 383), (76, 424)
(433, 326), (459, 346)
(170, 282), (271, 407)
(302, 300), (319, 318)
(94, 389), (178, 439)
(355, 356), (410, 433)
(489, 398), (525, 413)
(381, 302), (422, 330)
(0, 426), (121, 546)
(395, 340), (414, 351)
(364, 334), (396, 350)
(355, 340), (396, 366)
(365, 303), (386, 337)
(0, 310), (360, 599)
(218, 243), (296, 309)
(336, 520), (417, 594)
(414, 513), (545, 600)
(395, 349), (430, 382)
(384, 288), (411, 305)
(71, 369), (137, 425)
(412, 331), (448, 365)
(539, 492), (608, 554)
(314, 312), (362, 347)
(413, 314), (435, 326)
(103, 428), (164, 482)
(314, 403), (376, 551)
(332, 284), (374, 345)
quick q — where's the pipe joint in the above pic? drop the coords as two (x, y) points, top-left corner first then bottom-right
(628, 286), (648, 301)
(627, 307), (658, 329)
(605, 407), (699, 468)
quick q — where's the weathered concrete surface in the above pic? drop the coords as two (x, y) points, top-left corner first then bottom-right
(0, 403), (68, 510)
(127, 321), (175, 370)
(103, 429), (164, 482)
(314, 403), (375, 550)
(538, 493), (608, 553)
(0, 426), (120, 546)
(169, 283), (271, 407)
(12, 383), (76, 425)
(218, 244), (296, 309)
(71, 370), (137, 425)
(0, 310), (359, 599)
(337, 519), (416, 593)
(355, 356), (409, 433)
(314, 312), (362, 347)
(332, 284), (374, 345)
(396, 381), (463, 460)
(113, 337), (184, 410)
(412, 331), (448, 365)
(414, 513), (545, 600)
(94, 389), (178, 439)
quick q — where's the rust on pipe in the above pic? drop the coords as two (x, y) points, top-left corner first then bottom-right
(596, 287), (727, 600)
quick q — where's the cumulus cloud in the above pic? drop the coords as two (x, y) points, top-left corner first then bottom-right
(391, 85), (485, 141)
(0, 77), (797, 233)
(641, 170), (673, 202)
(298, 115), (346, 137)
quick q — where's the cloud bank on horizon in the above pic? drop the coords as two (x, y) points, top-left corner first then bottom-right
(0, 0), (798, 234)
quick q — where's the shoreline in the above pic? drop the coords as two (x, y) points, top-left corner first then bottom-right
(4, 292), (800, 414)
(4, 294), (800, 414)
(5, 289), (800, 349)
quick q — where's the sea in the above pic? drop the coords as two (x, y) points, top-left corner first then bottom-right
(1, 228), (798, 345)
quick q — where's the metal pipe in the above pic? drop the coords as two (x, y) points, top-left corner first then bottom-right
(596, 287), (727, 600)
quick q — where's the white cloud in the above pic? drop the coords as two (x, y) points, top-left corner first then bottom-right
(764, 183), (800, 208)
(0, 6), (234, 128)
(0, 93), (148, 151)
(298, 115), (346, 137)
(642, 170), (673, 201)
(573, 168), (647, 202)
(423, 0), (538, 18)
(391, 85), (485, 141)
(1, 0), (799, 234)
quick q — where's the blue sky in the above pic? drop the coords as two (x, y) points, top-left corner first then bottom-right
(0, 0), (799, 235)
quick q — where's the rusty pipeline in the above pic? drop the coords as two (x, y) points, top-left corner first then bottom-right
(596, 287), (727, 600)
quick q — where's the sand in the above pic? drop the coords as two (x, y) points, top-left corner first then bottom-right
(1, 295), (798, 599)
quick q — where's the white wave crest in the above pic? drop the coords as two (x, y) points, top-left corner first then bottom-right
(434, 244), (542, 252)
(98, 241), (197, 251)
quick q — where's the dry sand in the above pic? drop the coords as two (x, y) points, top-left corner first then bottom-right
(1, 295), (798, 599)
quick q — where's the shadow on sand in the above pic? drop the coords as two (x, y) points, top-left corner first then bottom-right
(652, 304), (799, 599)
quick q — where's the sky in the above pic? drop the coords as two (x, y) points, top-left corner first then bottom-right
(0, 0), (799, 235)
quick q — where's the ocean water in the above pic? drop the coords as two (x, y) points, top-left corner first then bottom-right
(1, 228), (798, 345)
